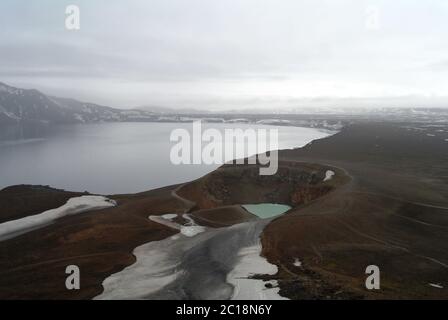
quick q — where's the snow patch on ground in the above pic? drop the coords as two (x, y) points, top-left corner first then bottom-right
(293, 258), (302, 267)
(0, 196), (116, 241)
(323, 170), (335, 182)
(429, 283), (444, 289)
(97, 213), (208, 299)
(180, 225), (206, 237)
(95, 237), (183, 299)
(97, 216), (279, 299)
(170, 234), (181, 240)
(149, 213), (206, 238)
(161, 213), (178, 220)
(227, 244), (288, 300)
(149, 215), (179, 230)
(181, 214), (206, 237)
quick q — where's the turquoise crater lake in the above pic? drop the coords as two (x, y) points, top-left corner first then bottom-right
(242, 203), (291, 219)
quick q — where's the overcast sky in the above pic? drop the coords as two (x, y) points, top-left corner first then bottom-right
(1, 0), (448, 109)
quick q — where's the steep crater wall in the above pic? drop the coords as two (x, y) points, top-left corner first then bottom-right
(177, 161), (347, 212)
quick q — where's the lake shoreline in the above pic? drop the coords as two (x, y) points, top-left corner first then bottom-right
(0, 122), (334, 194)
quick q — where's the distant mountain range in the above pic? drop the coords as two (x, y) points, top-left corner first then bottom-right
(138, 105), (208, 115)
(1, 82), (447, 126)
(0, 82), (157, 125)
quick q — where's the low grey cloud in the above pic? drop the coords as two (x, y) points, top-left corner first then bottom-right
(0, 0), (447, 109)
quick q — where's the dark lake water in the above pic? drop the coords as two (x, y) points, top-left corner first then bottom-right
(0, 122), (331, 194)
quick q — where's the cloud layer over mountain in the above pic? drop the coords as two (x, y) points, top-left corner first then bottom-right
(1, 0), (448, 109)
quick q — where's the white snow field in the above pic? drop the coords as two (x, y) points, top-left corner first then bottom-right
(0, 195), (116, 241)
(293, 258), (302, 267)
(96, 213), (208, 299)
(227, 244), (288, 300)
(149, 214), (206, 237)
(323, 170), (335, 181)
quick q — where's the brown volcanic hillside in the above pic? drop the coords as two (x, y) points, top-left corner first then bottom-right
(177, 161), (346, 210)
(262, 122), (448, 299)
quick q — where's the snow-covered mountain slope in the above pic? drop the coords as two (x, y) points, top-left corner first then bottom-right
(0, 82), (155, 124)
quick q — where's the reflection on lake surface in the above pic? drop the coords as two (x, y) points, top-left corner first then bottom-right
(0, 123), (332, 194)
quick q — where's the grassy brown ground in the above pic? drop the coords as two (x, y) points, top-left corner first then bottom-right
(262, 122), (448, 299)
